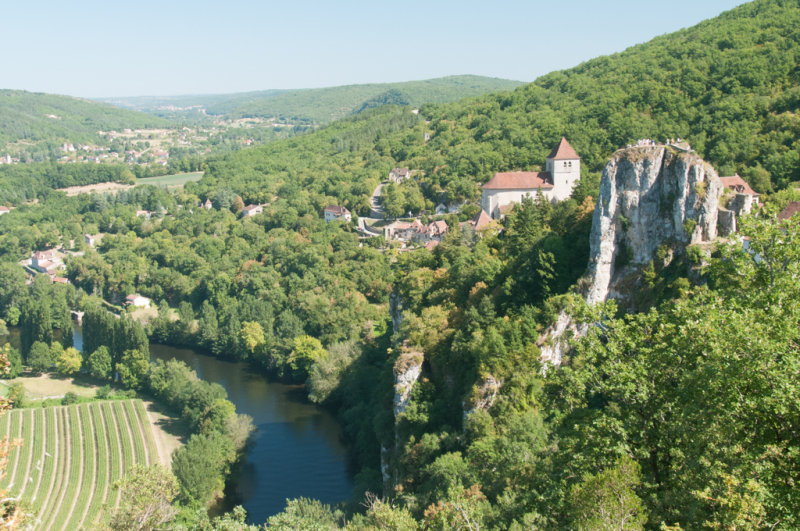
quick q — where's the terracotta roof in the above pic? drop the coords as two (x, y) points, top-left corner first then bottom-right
(778, 201), (800, 220)
(547, 137), (580, 160)
(428, 220), (448, 235)
(391, 168), (410, 176)
(33, 250), (56, 260)
(472, 209), (492, 231)
(324, 205), (350, 215)
(483, 171), (553, 190)
(719, 174), (758, 196)
(0, 206), (9, 212)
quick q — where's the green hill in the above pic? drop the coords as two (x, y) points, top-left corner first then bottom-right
(101, 75), (525, 124)
(198, 0), (800, 215)
(0, 90), (172, 148)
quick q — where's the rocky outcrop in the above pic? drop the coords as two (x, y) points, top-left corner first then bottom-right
(585, 145), (721, 305)
(393, 349), (423, 418)
(540, 144), (723, 365)
(389, 292), (404, 334)
(463, 374), (503, 418)
(717, 208), (737, 237)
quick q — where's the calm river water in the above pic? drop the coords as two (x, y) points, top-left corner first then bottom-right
(73, 327), (355, 522)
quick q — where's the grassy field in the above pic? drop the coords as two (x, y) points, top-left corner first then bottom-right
(135, 171), (203, 188)
(0, 400), (158, 530)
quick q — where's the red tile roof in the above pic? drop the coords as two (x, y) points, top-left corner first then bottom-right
(778, 201), (800, 220)
(482, 171), (553, 190)
(547, 137), (580, 160)
(719, 174), (759, 196)
(472, 209), (492, 231)
(324, 205), (351, 215)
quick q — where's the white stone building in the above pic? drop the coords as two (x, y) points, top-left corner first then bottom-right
(481, 137), (581, 218)
(324, 205), (352, 222)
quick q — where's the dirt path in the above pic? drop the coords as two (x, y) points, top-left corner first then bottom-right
(141, 400), (183, 465)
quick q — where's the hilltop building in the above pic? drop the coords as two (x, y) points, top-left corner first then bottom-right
(389, 168), (411, 184)
(324, 205), (352, 223)
(481, 137), (581, 218)
(719, 174), (759, 216)
(125, 294), (152, 308)
(241, 204), (264, 217)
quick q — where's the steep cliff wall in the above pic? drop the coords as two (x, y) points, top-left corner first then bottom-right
(585, 145), (722, 305)
(541, 145), (722, 364)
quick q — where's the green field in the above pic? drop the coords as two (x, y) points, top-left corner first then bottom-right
(0, 400), (158, 530)
(136, 171), (203, 188)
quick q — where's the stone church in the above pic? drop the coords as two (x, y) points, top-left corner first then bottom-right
(481, 137), (580, 218)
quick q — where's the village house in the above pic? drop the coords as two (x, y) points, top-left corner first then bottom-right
(324, 205), (352, 222)
(389, 168), (412, 184)
(31, 249), (62, 275)
(135, 210), (153, 219)
(460, 209), (494, 233)
(481, 137), (581, 219)
(384, 219), (424, 241)
(384, 219), (449, 244)
(125, 294), (152, 308)
(414, 220), (448, 243)
(203, 198), (213, 210)
(241, 204), (263, 217)
(0, 206), (10, 216)
(719, 174), (759, 216)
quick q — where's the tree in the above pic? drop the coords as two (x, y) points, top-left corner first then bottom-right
(28, 341), (53, 373)
(288, 335), (327, 379)
(233, 195), (245, 213)
(110, 464), (178, 531)
(55, 346), (82, 375)
(0, 345), (22, 379)
(172, 432), (235, 504)
(0, 346), (24, 527)
(568, 456), (647, 531)
(118, 349), (150, 390)
(87, 346), (112, 381)
(240, 321), (265, 354)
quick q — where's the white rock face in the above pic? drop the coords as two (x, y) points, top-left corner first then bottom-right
(585, 145), (721, 305)
(393, 356), (423, 418)
(540, 145), (722, 366)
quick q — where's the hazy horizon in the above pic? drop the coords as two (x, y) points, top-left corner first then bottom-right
(2, 0), (748, 99)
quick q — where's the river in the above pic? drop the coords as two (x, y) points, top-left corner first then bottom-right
(72, 327), (355, 522)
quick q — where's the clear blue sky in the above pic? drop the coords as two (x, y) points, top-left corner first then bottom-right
(0, 0), (748, 98)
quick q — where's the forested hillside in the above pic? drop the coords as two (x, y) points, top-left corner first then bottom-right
(2, 0), (800, 528)
(102, 75), (525, 124)
(198, 0), (800, 220)
(0, 90), (171, 147)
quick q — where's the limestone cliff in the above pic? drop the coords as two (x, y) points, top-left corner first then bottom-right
(585, 145), (721, 306)
(541, 144), (722, 364)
